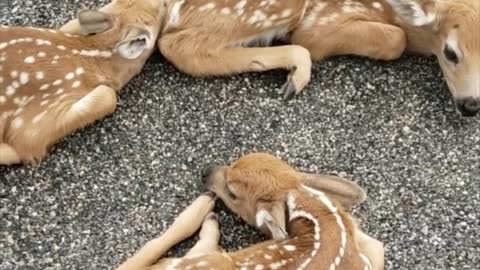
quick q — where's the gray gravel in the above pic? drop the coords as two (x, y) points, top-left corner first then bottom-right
(1, 1), (479, 270)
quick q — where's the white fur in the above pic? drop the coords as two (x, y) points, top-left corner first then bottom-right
(386, 0), (436, 26)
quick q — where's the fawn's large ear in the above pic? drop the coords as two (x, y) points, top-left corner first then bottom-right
(78, 10), (114, 35)
(386, 0), (437, 26)
(300, 173), (366, 209)
(115, 27), (152, 59)
(255, 200), (287, 240)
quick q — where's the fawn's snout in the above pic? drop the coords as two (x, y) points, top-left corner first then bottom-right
(455, 97), (480, 117)
(201, 165), (223, 188)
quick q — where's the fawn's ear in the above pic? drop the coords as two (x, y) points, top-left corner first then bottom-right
(300, 173), (366, 209)
(255, 200), (288, 240)
(115, 27), (152, 59)
(78, 10), (114, 35)
(386, 0), (437, 26)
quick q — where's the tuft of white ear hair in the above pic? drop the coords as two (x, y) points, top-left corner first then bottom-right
(116, 35), (150, 59)
(386, 0), (436, 26)
(256, 209), (288, 240)
(256, 209), (272, 227)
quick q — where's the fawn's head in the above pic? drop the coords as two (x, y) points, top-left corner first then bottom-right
(388, 0), (480, 116)
(202, 153), (366, 240)
(74, 0), (167, 59)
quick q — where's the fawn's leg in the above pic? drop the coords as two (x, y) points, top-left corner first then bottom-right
(185, 212), (222, 257)
(0, 143), (20, 165)
(356, 229), (385, 270)
(116, 192), (216, 270)
(159, 35), (312, 99)
(2, 85), (117, 164)
(292, 20), (406, 61)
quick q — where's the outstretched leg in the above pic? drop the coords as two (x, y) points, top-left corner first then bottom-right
(159, 34), (312, 99)
(116, 192), (216, 270)
(185, 213), (222, 257)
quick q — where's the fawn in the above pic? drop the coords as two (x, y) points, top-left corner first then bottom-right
(151, 0), (479, 116)
(0, 0), (168, 164)
(116, 153), (383, 270)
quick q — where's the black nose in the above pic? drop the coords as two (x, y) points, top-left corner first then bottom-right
(456, 97), (480, 117)
(201, 166), (215, 184)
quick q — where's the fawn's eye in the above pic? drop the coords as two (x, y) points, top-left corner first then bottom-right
(443, 45), (459, 64)
(226, 186), (238, 200)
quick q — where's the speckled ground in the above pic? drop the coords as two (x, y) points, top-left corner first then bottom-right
(1, 1), (479, 270)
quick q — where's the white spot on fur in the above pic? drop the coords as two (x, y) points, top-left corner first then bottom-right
(6, 86), (15, 96)
(32, 111), (48, 124)
(235, 0), (247, 11)
(52, 79), (62, 86)
(198, 3), (216, 12)
(283, 245), (296, 251)
(12, 81), (20, 89)
(72, 81), (81, 88)
(24, 56), (35, 64)
(372, 2), (383, 11)
(35, 39), (52, 46)
(267, 245), (277, 250)
(57, 45), (66, 50)
(12, 117), (23, 129)
(39, 84), (50, 91)
(281, 9), (292, 18)
(65, 72), (75, 80)
(0, 42), (7, 50)
(248, 10), (267, 24)
(10, 71), (18, 78)
(19, 72), (29, 85)
(35, 72), (45, 80)
(221, 8), (231, 15)
(317, 13), (339, 25)
(37, 52), (46, 57)
(0, 96), (6, 104)
(75, 67), (85, 75)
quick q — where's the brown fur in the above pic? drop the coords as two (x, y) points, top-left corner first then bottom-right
(156, 0), (479, 110)
(115, 153), (384, 270)
(0, 0), (167, 164)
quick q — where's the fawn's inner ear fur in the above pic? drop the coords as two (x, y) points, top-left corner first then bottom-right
(78, 10), (114, 35)
(255, 200), (288, 240)
(115, 27), (151, 59)
(386, 0), (437, 26)
(301, 173), (367, 209)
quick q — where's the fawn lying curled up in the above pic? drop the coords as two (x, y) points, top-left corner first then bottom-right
(0, 0), (167, 164)
(117, 153), (384, 270)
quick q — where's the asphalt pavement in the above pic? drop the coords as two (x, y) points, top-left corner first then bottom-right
(1, 1), (479, 270)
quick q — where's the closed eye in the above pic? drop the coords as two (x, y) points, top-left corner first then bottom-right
(226, 185), (238, 200)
